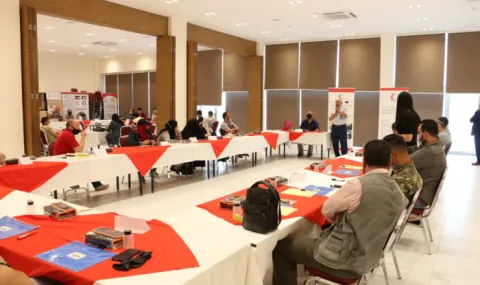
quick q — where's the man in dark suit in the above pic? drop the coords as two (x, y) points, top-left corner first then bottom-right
(471, 105), (480, 166)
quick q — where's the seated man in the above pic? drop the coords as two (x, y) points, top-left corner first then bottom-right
(0, 255), (33, 285)
(437, 118), (452, 147)
(273, 140), (407, 285)
(297, 111), (319, 157)
(0, 152), (5, 165)
(383, 134), (423, 203)
(220, 111), (241, 135)
(392, 122), (398, 134)
(54, 120), (109, 191)
(40, 117), (58, 142)
(411, 119), (447, 208)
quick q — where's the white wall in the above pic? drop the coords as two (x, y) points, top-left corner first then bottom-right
(38, 52), (100, 92)
(0, 0), (24, 157)
(98, 53), (156, 74)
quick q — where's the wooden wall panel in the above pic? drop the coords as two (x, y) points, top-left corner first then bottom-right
(21, 0), (168, 36)
(118, 74), (132, 117)
(224, 52), (249, 91)
(156, 36), (175, 125)
(187, 24), (256, 56)
(249, 56), (263, 132)
(187, 41), (198, 120)
(447, 32), (480, 93)
(149, 72), (156, 118)
(133, 73), (149, 114)
(105, 75), (117, 94)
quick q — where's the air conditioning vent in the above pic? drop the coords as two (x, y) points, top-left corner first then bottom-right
(321, 11), (357, 20)
(92, 41), (119, 47)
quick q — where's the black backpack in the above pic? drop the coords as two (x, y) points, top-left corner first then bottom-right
(242, 181), (281, 234)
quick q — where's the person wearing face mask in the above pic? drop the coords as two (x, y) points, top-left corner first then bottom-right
(297, 111), (319, 157)
(410, 119), (446, 209)
(53, 120), (109, 191)
(383, 134), (423, 204)
(329, 99), (349, 157)
(65, 109), (74, 120)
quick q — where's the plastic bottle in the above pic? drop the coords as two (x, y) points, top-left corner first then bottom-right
(313, 163), (320, 171)
(26, 200), (35, 215)
(232, 201), (243, 223)
(269, 177), (277, 188)
(123, 229), (134, 249)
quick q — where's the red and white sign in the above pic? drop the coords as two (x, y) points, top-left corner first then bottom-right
(328, 88), (355, 146)
(378, 87), (409, 139)
(102, 93), (118, 119)
(61, 92), (89, 120)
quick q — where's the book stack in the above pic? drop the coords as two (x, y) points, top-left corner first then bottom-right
(43, 202), (77, 221)
(220, 196), (246, 210)
(85, 227), (124, 250)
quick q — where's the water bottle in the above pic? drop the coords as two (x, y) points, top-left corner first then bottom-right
(26, 200), (35, 215)
(123, 229), (134, 249)
(232, 201), (243, 223)
(269, 177), (277, 188)
(313, 163), (320, 171)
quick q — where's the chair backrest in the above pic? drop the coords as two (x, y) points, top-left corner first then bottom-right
(47, 141), (55, 156)
(219, 128), (227, 136)
(283, 120), (293, 131)
(120, 126), (132, 137)
(212, 121), (219, 132)
(424, 168), (447, 218)
(40, 130), (48, 145)
(444, 143), (452, 155)
(119, 135), (129, 147)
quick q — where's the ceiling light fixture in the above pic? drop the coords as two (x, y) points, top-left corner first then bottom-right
(417, 4), (422, 8)
(48, 40), (55, 43)
(137, 52), (143, 55)
(149, 44), (155, 47)
(81, 45), (88, 48)
(331, 24), (341, 28)
(260, 31), (270, 35)
(422, 28), (427, 31)
(166, 0), (179, 3)
(236, 23), (246, 26)
(104, 56), (110, 59)
(110, 49), (117, 52)
(280, 38), (289, 41)
(288, 0), (302, 4)
(49, 50), (55, 52)
(45, 26), (53, 30)
(313, 14), (318, 18)
(408, 5), (413, 8)
(119, 39), (127, 42)
(78, 53), (84, 56)
(429, 28), (433, 31)
(205, 12), (216, 16)
(85, 33), (94, 36)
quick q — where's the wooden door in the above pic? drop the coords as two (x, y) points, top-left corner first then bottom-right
(186, 41), (198, 120)
(156, 36), (176, 125)
(20, 6), (41, 156)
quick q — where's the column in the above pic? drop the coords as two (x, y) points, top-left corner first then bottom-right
(0, 0), (24, 157)
(169, 17), (187, 127)
(380, 34), (396, 87)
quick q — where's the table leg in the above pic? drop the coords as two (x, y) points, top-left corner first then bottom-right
(270, 147), (273, 157)
(265, 148), (268, 161)
(128, 174), (131, 189)
(53, 190), (58, 199)
(116, 176), (119, 191)
(231, 156), (235, 166)
(98, 145), (100, 149)
(138, 172), (143, 196)
(207, 161), (210, 179)
(321, 145), (324, 160)
(235, 156), (238, 164)
(252, 153), (255, 167)
(213, 160), (216, 177)
(150, 169), (155, 193)
(283, 143), (286, 158)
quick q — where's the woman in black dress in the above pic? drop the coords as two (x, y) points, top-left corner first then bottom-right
(395, 91), (421, 154)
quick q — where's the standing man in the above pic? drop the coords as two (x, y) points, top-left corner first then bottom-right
(329, 99), (348, 157)
(297, 111), (319, 158)
(471, 104), (480, 166)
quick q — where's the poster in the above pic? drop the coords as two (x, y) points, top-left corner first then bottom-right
(378, 88), (408, 139)
(46, 92), (63, 119)
(102, 93), (118, 119)
(328, 88), (355, 146)
(61, 92), (89, 120)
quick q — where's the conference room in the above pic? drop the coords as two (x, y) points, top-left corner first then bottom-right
(1, 0), (479, 284)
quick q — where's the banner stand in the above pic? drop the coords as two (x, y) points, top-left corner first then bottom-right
(378, 88), (409, 139)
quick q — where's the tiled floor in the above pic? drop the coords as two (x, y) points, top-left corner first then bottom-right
(66, 148), (479, 285)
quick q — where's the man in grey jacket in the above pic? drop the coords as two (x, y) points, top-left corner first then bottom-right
(272, 140), (407, 284)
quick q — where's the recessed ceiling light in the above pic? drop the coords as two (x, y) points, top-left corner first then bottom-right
(137, 52), (143, 55)
(85, 33), (94, 36)
(313, 14), (318, 18)
(49, 50), (55, 52)
(205, 12), (216, 16)
(424, 17), (428, 20)
(104, 56), (110, 59)
(272, 18), (281, 22)
(408, 5), (413, 8)
(149, 43), (155, 47)
(422, 28), (427, 31)
(429, 28), (433, 31)
(119, 39), (127, 42)
(280, 38), (289, 41)
(331, 24), (341, 28)
(166, 0), (179, 3)
(289, 0), (302, 4)
(236, 23), (246, 26)
(67, 21), (76, 24)
(110, 49), (117, 52)
(81, 45), (88, 48)
(260, 31), (270, 35)
(45, 26), (53, 30)
(48, 40), (55, 43)
(78, 53), (84, 56)
(417, 4), (422, 8)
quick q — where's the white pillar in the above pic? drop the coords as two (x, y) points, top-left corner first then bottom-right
(257, 42), (265, 56)
(380, 34), (396, 87)
(169, 17), (187, 127)
(0, 0), (24, 157)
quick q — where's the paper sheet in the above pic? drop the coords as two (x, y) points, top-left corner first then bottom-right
(335, 169), (361, 176)
(340, 164), (363, 170)
(282, 188), (317, 198)
(281, 206), (298, 217)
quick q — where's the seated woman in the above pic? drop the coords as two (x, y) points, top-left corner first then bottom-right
(125, 125), (156, 183)
(106, 114), (124, 146)
(182, 119), (209, 170)
(157, 120), (181, 142)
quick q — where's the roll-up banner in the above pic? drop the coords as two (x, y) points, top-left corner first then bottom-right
(378, 88), (409, 139)
(102, 93), (118, 119)
(61, 92), (90, 120)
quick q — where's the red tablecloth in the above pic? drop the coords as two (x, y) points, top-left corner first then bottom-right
(197, 185), (328, 227)
(0, 162), (68, 192)
(0, 186), (15, 200)
(198, 138), (232, 158)
(111, 146), (170, 176)
(247, 133), (280, 150)
(0, 213), (198, 285)
(306, 157), (363, 178)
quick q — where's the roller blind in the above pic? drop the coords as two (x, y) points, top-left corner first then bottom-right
(105, 75), (118, 94)
(353, 92), (379, 146)
(447, 32), (480, 93)
(266, 90), (299, 129)
(225, 92), (249, 132)
(197, 50), (223, 105)
(300, 90), (328, 131)
(413, 93), (444, 121)
(299, 41), (337, 90)
(395, 34), (445, 93)
(265, 44), (299, 89)
(339, 38), (380, 91)
(224, 52), (249, 91)
(133, 73), (149, 115)
(118, 74), (132, 117)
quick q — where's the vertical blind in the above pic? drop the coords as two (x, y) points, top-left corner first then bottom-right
(353, 92), (379, 146)
(300, 90), (328, 130)
(197, 49), (223, 105)
(224, 52), (249, 91)
(133, 73), (149, 112)
(118, 74), (133, 117)
(299, 41), (337, 90)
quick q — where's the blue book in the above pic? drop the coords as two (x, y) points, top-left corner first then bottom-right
(0, 216), (37, 240)
(36, 241), (115, 272)
(335, 169), (360, 177)
(303, 185), (335, 196)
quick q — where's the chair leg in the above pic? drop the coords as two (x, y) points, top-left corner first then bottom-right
(425, 217), (434, 242)
(381, 262), (391, 285)
(420, 219), (432, 255)
(391, 249), (402, 279)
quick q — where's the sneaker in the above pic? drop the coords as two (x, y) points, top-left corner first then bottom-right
(407, 220), (421, 226)
(473, 162), (480, 166)
(297, 153), (304, 157)
(307, 153), (313, 158)
(94, 184), (109, 191)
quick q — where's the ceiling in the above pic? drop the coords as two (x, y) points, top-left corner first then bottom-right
(106, 0), (480, 43)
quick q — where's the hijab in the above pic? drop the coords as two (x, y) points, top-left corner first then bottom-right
(181, 119), (203, 139)
(159, 120), (178, 140)
(111, 114), (124, 126)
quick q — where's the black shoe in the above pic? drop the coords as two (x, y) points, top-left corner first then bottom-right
(407, 220), (421, 226)
(297, 153), (304, 157)
(307, 153), (313, 158)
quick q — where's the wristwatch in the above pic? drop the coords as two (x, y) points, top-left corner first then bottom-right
(0, 262), (10, 268)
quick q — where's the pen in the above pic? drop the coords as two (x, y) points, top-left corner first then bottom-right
(332, 178), (345, 182)
(18, 231), (37, 240)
